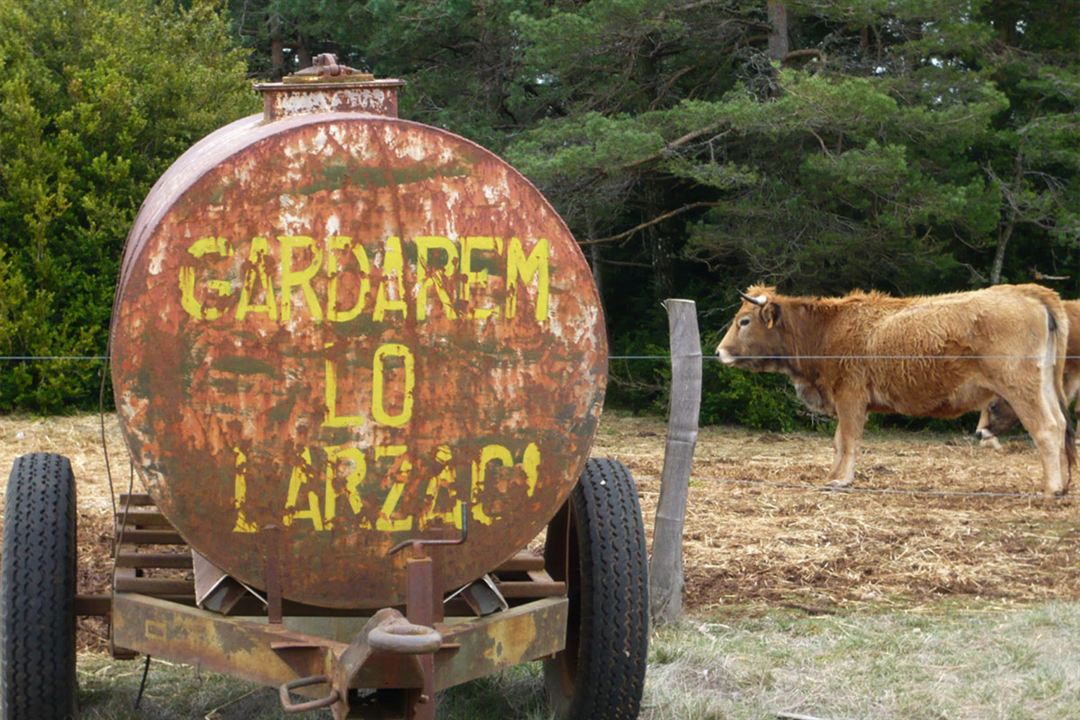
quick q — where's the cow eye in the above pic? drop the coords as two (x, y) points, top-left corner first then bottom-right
(738, 316), (751, 328)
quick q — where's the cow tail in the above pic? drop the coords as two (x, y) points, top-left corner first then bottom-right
(1062, 383), (1076, 484)
(1065, 403), (1076, 480)
(1049, 306), (1077, 481)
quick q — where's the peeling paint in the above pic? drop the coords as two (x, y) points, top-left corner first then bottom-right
(111, 88), (606, 609)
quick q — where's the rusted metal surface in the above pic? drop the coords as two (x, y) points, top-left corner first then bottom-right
(117, 493), (156, 506)
(284, 53), (374, 83)
(110, 78), (606, 609)
(74, 594), (111, 616)
(257, 79), (403, 121)
(116, 529), (185, 544)
(402, 545), (438, 720)
(492, 580), (565, 598)
(431, 597), (567, 691)
(112, 593), (385, 691)
(114, 577), (194, 595)
(113, 508), (172, 526)
(111, 593), (567, 696)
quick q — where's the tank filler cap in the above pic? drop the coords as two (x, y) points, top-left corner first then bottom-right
(254, 53), (405, 121)
(283, 53), (374, 83)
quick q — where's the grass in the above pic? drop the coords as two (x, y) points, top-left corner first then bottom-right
(77, 600), (1080, 719)
(646, 602), (1080, 720)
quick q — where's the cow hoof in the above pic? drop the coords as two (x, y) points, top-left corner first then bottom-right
(822, 481), (853, 492)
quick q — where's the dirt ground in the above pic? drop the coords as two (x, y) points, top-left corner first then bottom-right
(1, 411), (1079, 651)
(591, 414), (1080, 614)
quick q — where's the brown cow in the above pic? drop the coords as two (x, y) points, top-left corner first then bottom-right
(716, 284), (1075, 495)
(975, 299), (1080, 446)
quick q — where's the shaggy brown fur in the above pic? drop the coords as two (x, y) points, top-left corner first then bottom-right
(978, 299), (1080, 447)
(717, 284), (1074, 495)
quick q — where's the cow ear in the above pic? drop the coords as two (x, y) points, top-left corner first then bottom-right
(762, 301), (780, 329)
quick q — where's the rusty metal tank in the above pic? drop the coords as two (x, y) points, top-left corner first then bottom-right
(110, 61), (607, 609)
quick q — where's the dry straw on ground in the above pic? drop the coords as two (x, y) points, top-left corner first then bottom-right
(593, 415), (1080, 614)
(1, 411), (1078, 652)
(0, 414), (129, 650)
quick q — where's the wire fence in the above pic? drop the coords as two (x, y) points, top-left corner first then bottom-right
(0, 356), (109, 361)
(6, 353), (1080, 362)
(704, 475), (1060, 501)
(616, 354), (1080, 361)
(0, 353), (1066, 505)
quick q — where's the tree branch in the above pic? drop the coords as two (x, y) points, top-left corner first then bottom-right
(598, 259), (654, 268)
(580, 201), (723, 246)
(1032, 267), (1070, 281)
(782, 48), (826, 66)
(618, 124), (728, 172)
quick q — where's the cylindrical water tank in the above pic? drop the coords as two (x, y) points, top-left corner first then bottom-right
(110, 64), (607, 608)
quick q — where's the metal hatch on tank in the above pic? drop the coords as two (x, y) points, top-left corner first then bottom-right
(109, 56), (608, 609)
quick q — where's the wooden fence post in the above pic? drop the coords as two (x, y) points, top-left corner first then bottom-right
(648, 299), (702, 625)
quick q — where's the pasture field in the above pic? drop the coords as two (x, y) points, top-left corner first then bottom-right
(2, 412), (1080, 718)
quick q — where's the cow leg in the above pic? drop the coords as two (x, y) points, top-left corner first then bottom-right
(825, 400), (867, 488)
(975, 401), (1007, 450)
(1065, 374), (1080, 408)
(974, 406), (996, 447)
(1066, 374), (1080, 437)
(1001, 392), (1067, 496)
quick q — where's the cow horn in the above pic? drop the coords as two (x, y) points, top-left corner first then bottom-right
(738, 290), (767, 306)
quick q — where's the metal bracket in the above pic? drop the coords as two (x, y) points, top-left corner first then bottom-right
(386, 498), (470, 558)
(272, 607), (443, 720)
(449, 575), (509, 617)
(279, 675), (339, 713)
(283, 53), (374, 83)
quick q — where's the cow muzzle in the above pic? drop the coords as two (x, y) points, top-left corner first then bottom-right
(974, 428), (994, 441)
(717, 347), (736, 365)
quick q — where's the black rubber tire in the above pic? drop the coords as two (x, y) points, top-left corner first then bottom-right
(1, 453), (78, 720)
(543, 457), (648, 720)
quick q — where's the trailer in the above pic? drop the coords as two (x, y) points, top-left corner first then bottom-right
(1, 55), (648, 720)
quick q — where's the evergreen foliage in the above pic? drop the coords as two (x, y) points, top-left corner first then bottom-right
(2, 0), (1078, 427)
(0, 0), (257, 411)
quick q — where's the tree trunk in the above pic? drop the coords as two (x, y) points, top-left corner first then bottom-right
(649, 300), (702, 625)
(990, 153), (1024, 285)
(767, 1), (789, 61)
(296, 38), (313, 69)
(990, 213), (1016, 285)
(589, 240), (604, 301)
(648, 232), (675, 300)
(645, 182), (675, 300)
(269, 13), (285, 80)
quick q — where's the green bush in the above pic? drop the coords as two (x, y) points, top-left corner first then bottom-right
(0, 0), (256, 412)
(699, 362), (806, 432)
(605, 335), (807, 431)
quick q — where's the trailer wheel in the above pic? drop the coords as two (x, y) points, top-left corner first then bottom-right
(1, 453), (78, 720)
(543, 457), (648, 720)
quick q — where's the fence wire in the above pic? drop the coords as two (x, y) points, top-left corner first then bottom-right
(2, 354), (1066, 504)
(616, 354), (1080, 361)
(704, 475), (1060, 501)
(5, 354), (1080, 362)
(0, 355), (108, 361)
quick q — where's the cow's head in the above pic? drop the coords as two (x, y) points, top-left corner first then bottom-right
(975, 398), (1020, 441)
(716, 286), (786, 370)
